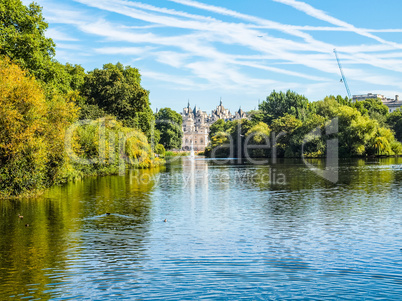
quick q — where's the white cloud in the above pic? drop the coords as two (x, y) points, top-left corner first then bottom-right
(95, 46), (154, 55)
(55, 43), (83, 50)
(33, 0), (402, 103)
(71, 0), (338, 77)
(46, 28), (79, 41)
(141, 70), (209, 91)
(272, 0), (402, 48)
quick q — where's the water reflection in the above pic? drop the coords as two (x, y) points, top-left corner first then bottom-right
(1, 159), (402, 299)
(0, 167), (162, 299)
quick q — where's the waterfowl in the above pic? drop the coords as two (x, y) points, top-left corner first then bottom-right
(106, 213), (111, 216)
(25, 224), (29, 227)
(18, 214), (23, 219)
(164, 219), (167, 222)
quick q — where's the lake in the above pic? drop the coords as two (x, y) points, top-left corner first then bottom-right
(1, 157), (402, 300)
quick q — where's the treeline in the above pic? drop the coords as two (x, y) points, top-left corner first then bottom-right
(0, 1), (165, 197)
(205, 90), (402, 158)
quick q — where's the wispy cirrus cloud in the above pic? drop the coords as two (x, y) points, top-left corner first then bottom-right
(95, 46), (155, 55)
(73, 0), (337, 76)
(272, 0), (402, 48)
(36, 0), (402, 108)
(46, 28), (79, 41)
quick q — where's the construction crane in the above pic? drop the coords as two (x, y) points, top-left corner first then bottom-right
(333, 48), (352, 100)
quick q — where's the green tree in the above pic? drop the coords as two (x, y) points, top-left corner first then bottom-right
(245, 122), (271, 158)
(0, 0), (79, 96)
(247, 109), (264, 124)
(0, 0), (55, 77)
(80, 63), (154, 137)
(204, 92), (402, 159)
(387, 109), (402, 142)
(155, 108), (183, 150)
(316, 96), (341, 119)
(270, 114), (303, 157)
(332, 95), (353, 106)
(336, 106), (378, 156)
(204, 131), (231, 158)
(209, 119), (226, 139)
(64, 63), (86, 91)
(259, 90), (310, 124)
(352, 98), (389, 126)
(155, 144), (165, 157)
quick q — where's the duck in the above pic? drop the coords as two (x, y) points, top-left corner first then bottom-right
(106, 213), (111, 216)
(18, 214), (23, 219)
(164, 219), (167, 222)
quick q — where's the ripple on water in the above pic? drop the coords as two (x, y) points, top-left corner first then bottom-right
(1, 158), (402, 299)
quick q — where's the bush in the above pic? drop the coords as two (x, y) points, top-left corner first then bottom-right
(155, 144), (166, 157)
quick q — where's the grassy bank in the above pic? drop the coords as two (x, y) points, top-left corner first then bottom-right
(165, 151), (190, 157)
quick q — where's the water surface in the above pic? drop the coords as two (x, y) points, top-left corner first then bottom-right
(1, 158), (402, 300)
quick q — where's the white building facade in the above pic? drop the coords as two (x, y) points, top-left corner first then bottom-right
(181, 100), (247, 151)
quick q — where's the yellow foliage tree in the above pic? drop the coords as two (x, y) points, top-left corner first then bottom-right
(0, 57), (49, 196)
(0, 58), (79, 197)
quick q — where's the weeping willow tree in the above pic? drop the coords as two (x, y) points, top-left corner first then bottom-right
(59, 117), (164, 183)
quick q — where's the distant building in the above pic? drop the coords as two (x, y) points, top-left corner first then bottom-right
(383, 95), (402, 113)
(181, 99), (247, 151)
(352, 93), (402, 113)
(352, 93), (387, 102)
(181, 102), (210, 151)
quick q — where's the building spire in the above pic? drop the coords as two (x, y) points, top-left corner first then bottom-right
(220, 97), (222, 106)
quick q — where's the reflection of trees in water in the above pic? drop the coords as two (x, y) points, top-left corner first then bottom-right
(266, 157), (401, 208)
(261, 158), (402, 255)
(163, 157), (401, 194)
(256, 158), (402, 281)
(1, 159), (402, 298)
(0, 167), (162, 299)
(0, 194), (82, 299)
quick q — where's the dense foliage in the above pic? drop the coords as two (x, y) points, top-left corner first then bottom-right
(0, 1), (164, 197)
(259, 90), (310, 124)
(205, 91), (402, 159)
(80, 63), (154, 137)
(386, 109), (402, 142)
(0, 58), (78, 197)
(155, 108), (183, 150)
(0, 0), (55, 80)
(0, 0), (87, 97)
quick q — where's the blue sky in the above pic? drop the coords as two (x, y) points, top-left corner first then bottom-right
(23, 0), (402, 113)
